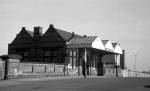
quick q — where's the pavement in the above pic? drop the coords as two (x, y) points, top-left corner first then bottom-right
(0, 76), (110, 86)
(0, 76), (150, 91)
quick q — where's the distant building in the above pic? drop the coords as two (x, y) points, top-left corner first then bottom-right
(8, 24), (125, 76)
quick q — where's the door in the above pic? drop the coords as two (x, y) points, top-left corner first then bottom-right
(97, 59), (104, 76)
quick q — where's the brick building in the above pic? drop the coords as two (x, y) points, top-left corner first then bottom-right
(8, 24), (125, 76)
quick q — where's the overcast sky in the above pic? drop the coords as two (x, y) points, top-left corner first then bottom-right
(0, 0), (150, 71)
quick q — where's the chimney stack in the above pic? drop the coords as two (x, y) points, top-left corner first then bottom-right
(72, 32), (75, 37)
(33, 26), (43, 39)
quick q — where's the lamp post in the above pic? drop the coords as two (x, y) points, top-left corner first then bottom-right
(84, 48), (87, 78)
(134, 54), (138, 77)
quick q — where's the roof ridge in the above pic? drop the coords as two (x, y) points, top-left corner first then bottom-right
(55, 28), (71, 33)
(73, 36), (97, 38)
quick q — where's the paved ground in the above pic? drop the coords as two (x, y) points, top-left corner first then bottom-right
(0, 76), (150, 91)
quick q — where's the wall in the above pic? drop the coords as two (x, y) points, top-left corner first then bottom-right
(103, 55), (115, 64)
(0, 58), (5, 79)
(104, 64), (123, 77)
(5, 59), (66, 79)
(5, 58), (83, 79)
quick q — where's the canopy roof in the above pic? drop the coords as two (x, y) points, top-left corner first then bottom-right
(66, 36), (105, 50)
(67, 36), (123, 54)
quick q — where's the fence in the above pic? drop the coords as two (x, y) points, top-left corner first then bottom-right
(122, 70), (150, 78)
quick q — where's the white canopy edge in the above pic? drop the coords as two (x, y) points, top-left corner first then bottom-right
(104, 41), (114, 52)
(92, 37), (105, 50)
(114, 44), (122, 54)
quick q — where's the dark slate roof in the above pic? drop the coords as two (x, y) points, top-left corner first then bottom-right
(102, 40), (109, 45)
(55, 28), (73, 41)
(66, 36), (97, 48)
(25, 30), (34, 37)
(55, 28), (81, 41)
(43, 24), (81, 41)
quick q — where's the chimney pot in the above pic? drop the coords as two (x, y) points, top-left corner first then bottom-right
(83, 35), (87, 37)
(22, 27), (26, 30)
(49, 24), (54, 28)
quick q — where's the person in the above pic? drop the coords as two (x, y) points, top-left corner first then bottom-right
(82, 60), (86, 78)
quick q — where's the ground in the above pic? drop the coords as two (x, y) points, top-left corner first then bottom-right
(0, 76), (150, 91)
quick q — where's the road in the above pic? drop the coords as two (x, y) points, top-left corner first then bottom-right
(0, 77), (150, 91)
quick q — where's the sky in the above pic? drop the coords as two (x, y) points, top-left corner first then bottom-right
(0, 0), (150, 71)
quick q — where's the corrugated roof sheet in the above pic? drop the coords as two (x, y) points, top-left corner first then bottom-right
(66, 36), (97, 48)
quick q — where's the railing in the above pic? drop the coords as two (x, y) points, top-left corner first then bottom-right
(122, 70), (150, 78)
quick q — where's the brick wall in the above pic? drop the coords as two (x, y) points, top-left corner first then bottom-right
(8, 62), (65, 75)
(6, 59), (66, 79)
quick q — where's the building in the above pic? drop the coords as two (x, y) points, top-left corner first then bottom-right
(8, 24), (125, 76)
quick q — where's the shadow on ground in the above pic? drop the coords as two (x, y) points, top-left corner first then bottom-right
(144, 85), (150, 88)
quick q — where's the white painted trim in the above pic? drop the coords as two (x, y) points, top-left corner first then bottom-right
(114, 45), (122, 54)
(92, 37), (105, 50)
(104, 41), (114, 52)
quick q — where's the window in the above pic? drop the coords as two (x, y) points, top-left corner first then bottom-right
(69, 50), (72, 56)
(73, 51), (76, 56)
(69, 49), (77, 69)
(44, 51), (51, 63)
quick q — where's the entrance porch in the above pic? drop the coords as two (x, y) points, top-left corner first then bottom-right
(66, 36), (116, 77)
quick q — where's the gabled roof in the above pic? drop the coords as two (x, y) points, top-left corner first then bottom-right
(43, 24), (80, 41)
(66, 36), (105, 50)
(112, 43), (122, 54)
(102, 40), (114, 52)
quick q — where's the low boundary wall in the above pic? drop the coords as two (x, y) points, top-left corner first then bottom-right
(7, 59), (66, 79)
